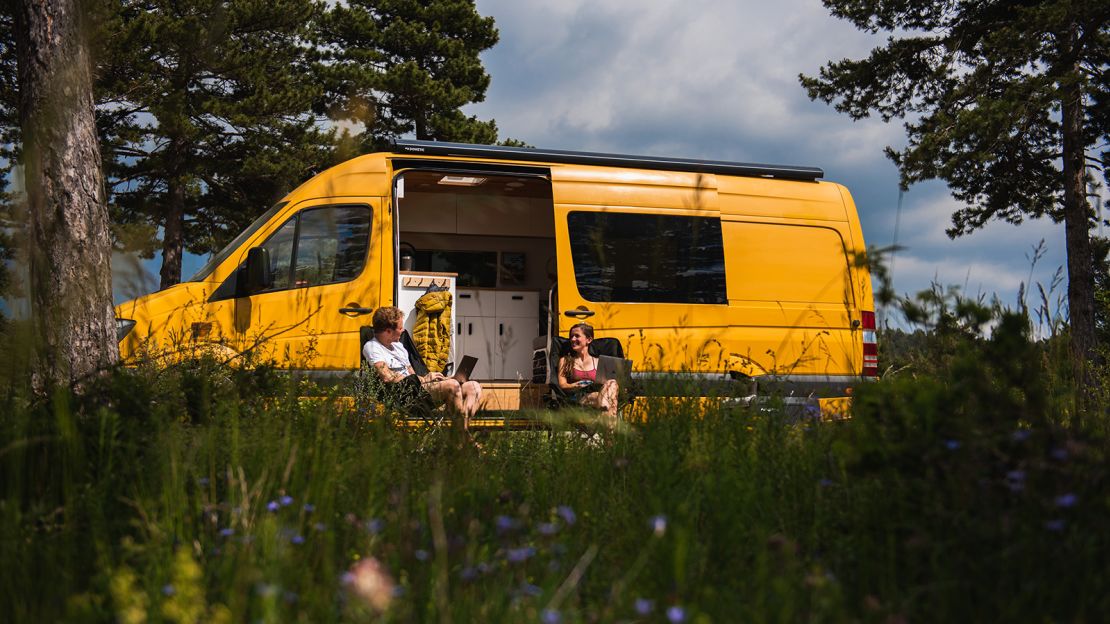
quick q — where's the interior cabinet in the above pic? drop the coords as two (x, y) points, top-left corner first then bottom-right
(456, 289), (539, 380)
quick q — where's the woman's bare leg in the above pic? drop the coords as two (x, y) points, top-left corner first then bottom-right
(601, 380), (619, 418)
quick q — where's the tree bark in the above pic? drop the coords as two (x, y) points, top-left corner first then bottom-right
(159, 176), (184, 289)
(1060, 71), (1096, 380)
(15, 0), (119, 389)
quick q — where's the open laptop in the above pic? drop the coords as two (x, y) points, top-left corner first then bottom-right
(451, 355), (479, 383)
(596, 355), (632, 385)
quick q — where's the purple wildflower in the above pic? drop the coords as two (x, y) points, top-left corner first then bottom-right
(1044, 519), (1066, 532)
(458, 566), (478, 582)
(219, 527), (235, 538)
(303, 503), (315, 513)
(541, 608), (562, 624)
(279, 495), (294, 507)
(634, 598), (654, 615)
(414, 549), (430, 562)
(1012, 429), (1031, 442)
(1054, 493), (1078, 508)
(314, 522), (327, 532)
(506, 546), (536, 563)
(520, 583), (543, 597)
(944, 439), (960, 451)
(556, 506), (577, 526)
(161, 584), (175, 597)
(537, 522), (559, 536)
(667, 605), (687, 623)
(496, 515), (520, 533)
(365, 518), (384, 534)
(197, 477), (210, 486)
(267, 500), (280, 513)
(291, 534), (305, 545)
(650, 515), (667, 537)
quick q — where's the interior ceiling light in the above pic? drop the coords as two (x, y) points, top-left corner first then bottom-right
(438, 175), (486, 186)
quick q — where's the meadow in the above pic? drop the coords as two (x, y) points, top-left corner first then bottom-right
(1, 301), (1108, 622)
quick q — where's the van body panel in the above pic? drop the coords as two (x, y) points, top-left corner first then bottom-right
(116, 142), (875, 402)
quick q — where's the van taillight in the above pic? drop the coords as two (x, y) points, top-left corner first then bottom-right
(861, 311), (878, 378)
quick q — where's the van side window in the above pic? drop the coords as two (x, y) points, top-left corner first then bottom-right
(293, 206), (373, 287)
(567, 212), (726, 304)
(208, 204), (372, 302)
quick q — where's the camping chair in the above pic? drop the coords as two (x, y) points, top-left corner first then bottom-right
(542, 334), (628, 410)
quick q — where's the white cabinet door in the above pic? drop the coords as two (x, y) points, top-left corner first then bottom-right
(497, 316), (538, 380)
(456, 315), (496, 381)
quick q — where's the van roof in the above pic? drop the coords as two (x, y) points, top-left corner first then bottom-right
(391, 139), (824, 182)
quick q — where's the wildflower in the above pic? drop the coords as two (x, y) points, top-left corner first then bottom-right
(366, 518), (385, 534)
(650, 515), (667, 537)
(537, 522), (559, 536)
(458, 566), (478, 582)
(344, 557), (396, 612)
(303, 503), (315, 513)
(1011, 429), (1031, 442)
(266, 500), (280, 513)
(556, 506), (577, 526)
(1005, 470), (1026, 492)
(314, 522), (327, 532)
(520, 583), (543, 597)
(1054, 493), (1078, 508)
(634, 598), (654, 615)
(291, 534), (305, 545)
(279, 495), (294, 507)
(541, 608), (562, 624)
(943, 439), (960, 451)
(197, 477), (210, 486)
(506, 546), (536, 563)
(219, 528), (234, 538)
(1044, 519), (1066, 532)
(817, 478), (834, 488)
(476, 562), (492, 575)
(666, 605), (686, 623)
(496, 515), (521, 533)
(161, 584), (175, 597)
(414, 549), (430, 562)
(1050, 447), (1069, 461)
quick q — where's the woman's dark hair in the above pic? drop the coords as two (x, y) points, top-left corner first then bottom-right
(569, 322), (594, 340)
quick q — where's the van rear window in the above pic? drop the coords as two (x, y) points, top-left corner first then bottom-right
(567, 212), (726, 305)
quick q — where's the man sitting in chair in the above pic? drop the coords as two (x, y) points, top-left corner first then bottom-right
(362, 306), (482, 433)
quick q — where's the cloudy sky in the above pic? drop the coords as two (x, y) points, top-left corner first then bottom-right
(118, 0), (1100, 326)
(466, 0), (1101, 325)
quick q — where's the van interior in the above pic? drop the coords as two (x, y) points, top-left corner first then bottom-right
(394, 169), (556, 381)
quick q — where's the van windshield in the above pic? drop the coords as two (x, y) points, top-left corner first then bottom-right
(187, 202), (288, 282)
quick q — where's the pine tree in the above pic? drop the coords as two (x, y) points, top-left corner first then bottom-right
(801, 0), (1110, 378)
(97, 0), (337, 289)
(14, 0), (118, 388)
(324, 0), (501, 150)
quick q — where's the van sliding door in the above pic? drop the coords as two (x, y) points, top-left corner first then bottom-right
(551, 169), (729, 375)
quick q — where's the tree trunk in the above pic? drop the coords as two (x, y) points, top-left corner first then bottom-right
(159, 176), (185, 289)
(15, 0), (119, 390)
(1060, 50), (1096, 385)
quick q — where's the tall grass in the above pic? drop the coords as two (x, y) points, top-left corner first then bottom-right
(2, 307), (1109, 622)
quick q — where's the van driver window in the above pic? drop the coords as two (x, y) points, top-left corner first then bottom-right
(567, 212), (726, 305)
(256, 205), (372, 293)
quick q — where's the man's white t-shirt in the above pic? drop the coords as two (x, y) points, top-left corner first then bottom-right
(363, 338), (412, 378)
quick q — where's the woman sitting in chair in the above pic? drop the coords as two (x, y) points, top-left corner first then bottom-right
(556, 323), (619, 419)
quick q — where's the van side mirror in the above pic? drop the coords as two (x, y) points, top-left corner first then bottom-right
(243, 247), (273, 294)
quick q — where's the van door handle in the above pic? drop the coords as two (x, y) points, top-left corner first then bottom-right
(563, 309), (596, 318)
(339, 306), (374, 316)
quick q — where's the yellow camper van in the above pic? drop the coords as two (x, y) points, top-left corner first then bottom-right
(115, 140), (877, 413)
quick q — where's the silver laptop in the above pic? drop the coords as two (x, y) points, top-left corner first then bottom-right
(596, 355), (632, 385)
(452, 355), (478, 383)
